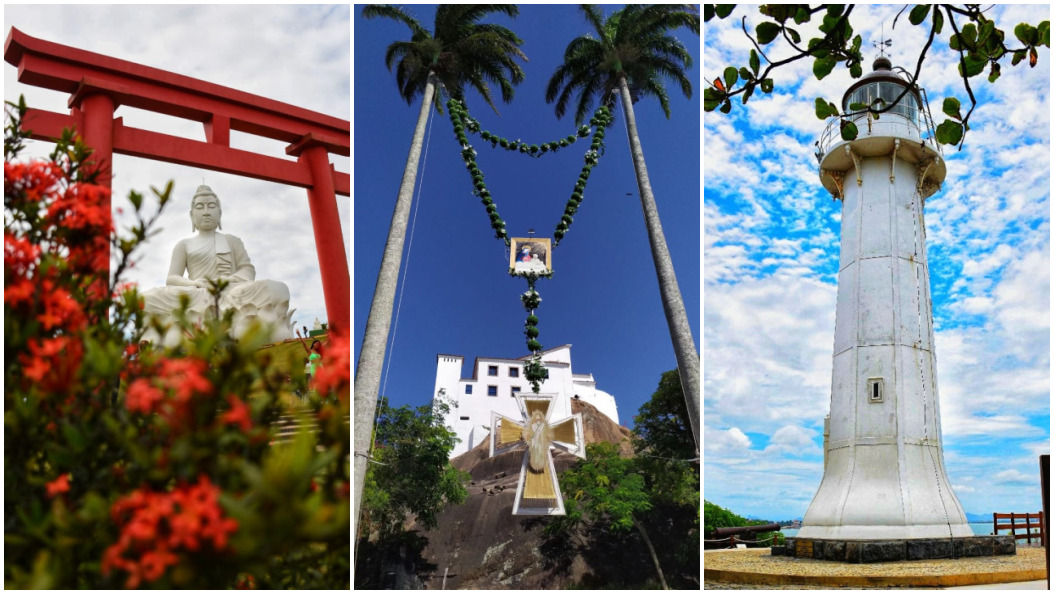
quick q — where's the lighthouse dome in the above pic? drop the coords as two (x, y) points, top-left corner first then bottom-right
(841, 56), (922, 127)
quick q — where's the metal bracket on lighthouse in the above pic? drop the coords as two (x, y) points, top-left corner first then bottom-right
(916, 157), (941, 199)
(890, 139), (900, 183)
(845, 145), (862, 186)
(823, 169), (846, 200)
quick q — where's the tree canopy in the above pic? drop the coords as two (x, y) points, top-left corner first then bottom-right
(362, 4), (527, 113)
(359, 398), (469, 538)
(546, 4), (700, 124)
(703, 4), (1050, 149)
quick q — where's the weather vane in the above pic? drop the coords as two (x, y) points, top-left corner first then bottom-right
(874, 23), (892, 58)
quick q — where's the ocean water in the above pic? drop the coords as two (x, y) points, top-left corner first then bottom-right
(779, 523), (1023, 538)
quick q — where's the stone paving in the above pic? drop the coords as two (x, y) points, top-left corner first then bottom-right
(704, 547), (1047, 589)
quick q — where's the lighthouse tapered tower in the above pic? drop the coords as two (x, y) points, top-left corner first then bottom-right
(798, 56), (972, 543)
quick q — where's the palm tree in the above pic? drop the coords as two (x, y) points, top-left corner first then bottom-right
(546, 5), (700, 454)
(355, 4), (526, 552)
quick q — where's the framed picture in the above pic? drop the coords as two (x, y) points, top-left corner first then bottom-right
(509, 237), (552, 276)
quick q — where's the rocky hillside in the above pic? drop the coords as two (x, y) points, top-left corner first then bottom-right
(376, 399), (692, 589)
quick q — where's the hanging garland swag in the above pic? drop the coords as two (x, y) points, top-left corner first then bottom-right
(445, 96), (614, 393)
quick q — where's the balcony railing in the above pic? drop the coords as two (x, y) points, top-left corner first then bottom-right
(817, 102), (943, 159)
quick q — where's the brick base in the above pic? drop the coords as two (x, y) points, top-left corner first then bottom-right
(776, 536), (1015, 563)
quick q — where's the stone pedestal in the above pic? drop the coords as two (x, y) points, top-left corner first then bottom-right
(781, 536), (1016, 563)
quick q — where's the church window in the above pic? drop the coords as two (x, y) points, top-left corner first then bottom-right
(465, 385), (472, 395)
(509, 367), (519, 378)
(487, 385), (497, 396)
(488, 365), (498, 376)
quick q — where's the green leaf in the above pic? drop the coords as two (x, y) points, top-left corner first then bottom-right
(1012, 49), (1026, 66)
(750, 49), (760, 75)
(739, 67), (753, 82)
(742, 82), (756, 104)
(935, 120), (964, 145)
(933, 8), (944, 35)
(794, 7), (810, 24)
(959, 54), (986, 78)
(815, 97), (836, 119)
(703, 87), (724, 112)
(787, 27), (801, 44)
(950, 33), (962, 51)
(942, 97), (961, 119)
(827, 5), (844, 18)
(1015, 23), (1033, 45)
(988, 61), (1001, 83)
(703, 4), (715, 21)
(840, 120), (858, 141)
(715, 4), (736, 19)
(760, 78), (774, 93)
(850, 61), (862, 78)
(1040, 21), (1050, 47)
(962, 23), (977, 48)
(909, 5), (930, 26)
(723, 66), (739, 88)
(719, 99), (732, 114)
(756, 22), (781, 45)
(813, 56), (836, 80)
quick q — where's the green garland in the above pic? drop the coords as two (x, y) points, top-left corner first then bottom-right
(446, 98), (613, 247)
(444, 96), (614, 393)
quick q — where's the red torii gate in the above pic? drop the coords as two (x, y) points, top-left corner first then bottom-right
(4, 27), (350, 334)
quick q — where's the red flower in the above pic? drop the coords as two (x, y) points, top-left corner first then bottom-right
(312, 330), (350, 400)
(103, 476), (238, 587)
(46, 473), (70, 498)
(221, 394), (252, 432)
(125, 378), (164, 415)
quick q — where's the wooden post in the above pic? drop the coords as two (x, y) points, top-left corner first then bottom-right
(1041, 454), (1049, 590)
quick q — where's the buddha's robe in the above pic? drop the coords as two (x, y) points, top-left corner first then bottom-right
(142, 233), (293, 346)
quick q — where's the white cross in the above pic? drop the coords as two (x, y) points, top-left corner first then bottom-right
(490, 395), (585, 515)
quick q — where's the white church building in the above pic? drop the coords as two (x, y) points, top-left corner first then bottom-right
(433, 344), (619, 458)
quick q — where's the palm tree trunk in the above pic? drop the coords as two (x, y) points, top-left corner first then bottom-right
(616, 75), (700, 452)
(632, 514), (669, 590)
(354, 71), (437, 556)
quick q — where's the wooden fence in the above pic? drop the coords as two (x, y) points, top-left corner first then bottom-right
(993, 512), (1045, 545)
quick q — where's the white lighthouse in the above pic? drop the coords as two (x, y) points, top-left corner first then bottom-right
(797, 55), (972, 541)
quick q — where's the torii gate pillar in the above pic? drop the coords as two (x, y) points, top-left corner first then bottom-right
(76, 91), (115, 191)
(290, 138), (350, 334)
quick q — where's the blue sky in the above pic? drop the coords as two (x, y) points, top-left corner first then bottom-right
(354, 5), (700, 429)
(704, 5), (1050, 521)
(3, 5), (350, 329)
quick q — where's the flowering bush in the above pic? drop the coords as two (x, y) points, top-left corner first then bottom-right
(4, 98), (350, 588)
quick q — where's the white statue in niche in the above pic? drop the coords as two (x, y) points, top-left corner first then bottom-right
(141, 185), (295, 347)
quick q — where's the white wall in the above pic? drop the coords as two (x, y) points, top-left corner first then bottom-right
(433, 345), (619, 458)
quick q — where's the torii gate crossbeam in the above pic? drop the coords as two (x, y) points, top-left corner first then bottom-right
(4, 27), (350, 334)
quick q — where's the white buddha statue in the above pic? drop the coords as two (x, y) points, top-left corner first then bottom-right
(142, 185), (295, 347)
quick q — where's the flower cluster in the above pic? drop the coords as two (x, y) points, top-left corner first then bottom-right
(102, 475), (238, 588)
(5, 156), (113, 398)
(125, 357), (213, 429)
(522, 353), (549, 393)
(312, 328), (351, 401)
(520, 289), (542, 310)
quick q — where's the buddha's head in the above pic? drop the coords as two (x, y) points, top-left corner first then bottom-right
(190, 185), (222, 232)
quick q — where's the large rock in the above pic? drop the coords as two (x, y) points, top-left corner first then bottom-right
(409, 400), (659, 589)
